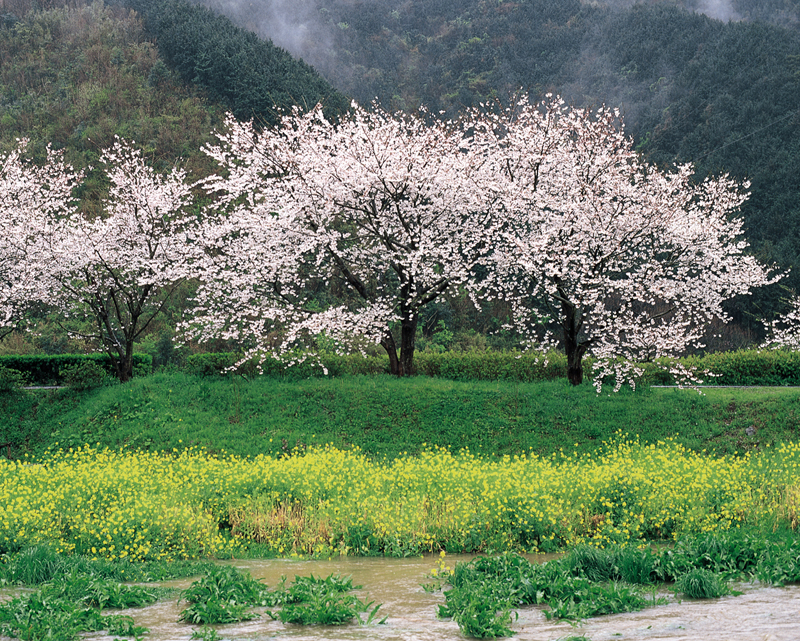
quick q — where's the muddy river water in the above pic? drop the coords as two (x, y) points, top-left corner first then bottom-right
(56, 556), (800, 640)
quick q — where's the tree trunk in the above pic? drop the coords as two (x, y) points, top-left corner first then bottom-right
(109, 345), (134, 383)
(381, 332), (402, 376)
(565, 338), (586, 386)
(398, 317), (417, 376)
(562, 299), (588, 386)
(380, 317), (418, 376)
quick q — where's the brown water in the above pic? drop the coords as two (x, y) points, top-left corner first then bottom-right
(20, 556), (800, 640)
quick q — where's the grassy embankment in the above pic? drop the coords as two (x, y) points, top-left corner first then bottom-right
(2, 372), (799, 459)
(0, 373), (798, 562)
(1, 373), (799, 639)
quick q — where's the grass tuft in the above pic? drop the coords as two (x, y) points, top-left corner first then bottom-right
(675, 568), (730, 599)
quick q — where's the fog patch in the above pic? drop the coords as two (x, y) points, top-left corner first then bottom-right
(199, 0), (337, 70)
(693, 0), (740, 22)
(583, 1), (741, 23)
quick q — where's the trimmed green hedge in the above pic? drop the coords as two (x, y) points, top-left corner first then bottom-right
(0, 354), (153, 385)
(412, 350), (581, 381)
(184, 348), (800, 386)
(685, 349), (800, 386)
(4, 347), (796, 386)
(185, 350), (586, 382)
(185, 352), (388, 378)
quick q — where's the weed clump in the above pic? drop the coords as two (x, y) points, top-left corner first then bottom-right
(179, 565), (272, 624)
(179, 566), (386, 627)
(433, 529), (800, 638)
(0, 570), (164, 640)
(435, 551), (662, 636)
(675, 568), (731, 599)
(269, 573), (386, 625)
(0, 543), (218, 584)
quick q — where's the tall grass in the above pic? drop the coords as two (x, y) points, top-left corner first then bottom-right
(435, 527), (800, 636)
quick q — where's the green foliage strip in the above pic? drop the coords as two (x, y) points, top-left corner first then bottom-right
(435, 526), (800, 637)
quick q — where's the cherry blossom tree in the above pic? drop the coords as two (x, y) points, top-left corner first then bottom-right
(0, 140), (79, 337)
(478, 96), (779, 390)
(761, 297), (800, 350)
(41, 138), (195, 382)
(185, 104), (497, 375)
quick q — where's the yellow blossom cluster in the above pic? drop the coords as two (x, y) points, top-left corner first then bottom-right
(0, 439), (798, 559)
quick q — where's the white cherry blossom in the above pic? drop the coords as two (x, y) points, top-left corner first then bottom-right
(477, 96), (779, 390)
(41, 139), (196, 381)
(186, 103), (498, 374)
(0, 140), (79, 335)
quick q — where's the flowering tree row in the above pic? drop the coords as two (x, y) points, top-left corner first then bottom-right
(0, 96), (784, 388)
(0, 139), (194, 381)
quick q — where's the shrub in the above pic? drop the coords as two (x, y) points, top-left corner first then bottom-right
(61, 361), (109, 390)
(0, 365), (26, 392)
(183, 347), (800, 385)
(0, 354), (151, 385)
(674, 568), (730, 599)
(184, 353), (257, 377)
(185, 352), (388, 378)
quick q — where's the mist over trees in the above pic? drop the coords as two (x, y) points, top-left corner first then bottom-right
(114, 0), (349, 124)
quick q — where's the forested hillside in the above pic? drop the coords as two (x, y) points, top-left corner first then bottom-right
(0, 2), (223, 212)
(0, 0), (347, 182)
(115, 0), (349, 123)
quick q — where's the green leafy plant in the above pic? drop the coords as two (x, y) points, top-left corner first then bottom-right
(543, 581), (655, 621)
(674, 568), (731, 599)
(615, 546), (657, 584)
(61, 360), (109, 390)
(0, 573), (156, 641)
(0, 365), (26, 392)
(180, 599), (257, 625)
(179, 565), (271, 624)
(268, 573), (386, 626)
(568, 545), (617, 582)
(0, 544), (217, 585)
(190, 626), (223, 640)
(436, 551), (665, 636)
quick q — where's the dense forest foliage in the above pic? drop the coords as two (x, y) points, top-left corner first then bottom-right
(0, 0), (346, 226)
(0, 0), (346, 174)
(0, 1), (224, 211)
(113, 0), (348, 123)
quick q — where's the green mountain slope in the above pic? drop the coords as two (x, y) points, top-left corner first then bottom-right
(117, 0), (349, 124)
(0, 2), (224, 211)
(0, 0), (348, 190)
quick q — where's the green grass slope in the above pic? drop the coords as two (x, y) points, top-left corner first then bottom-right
(3, 373), (799, 460)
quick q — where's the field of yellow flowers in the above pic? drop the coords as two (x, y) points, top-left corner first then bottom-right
(2, 438), (798, 561)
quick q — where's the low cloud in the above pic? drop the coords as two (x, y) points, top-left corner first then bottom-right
(201, 0), (335, 69)
(694, 0), (740, 22)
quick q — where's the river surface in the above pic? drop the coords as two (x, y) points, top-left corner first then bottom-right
(13, 555), (800, 640)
